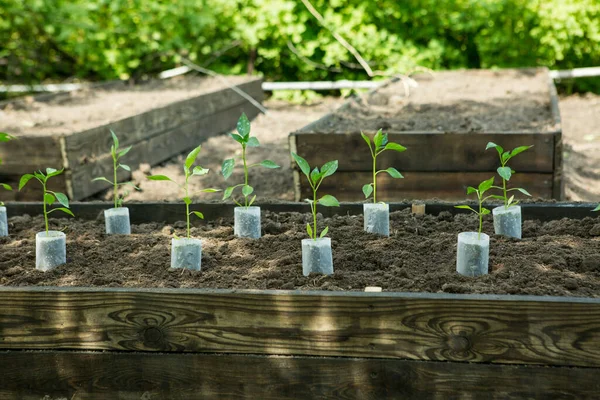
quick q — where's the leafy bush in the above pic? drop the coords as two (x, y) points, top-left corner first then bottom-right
(1, 0), (599, 92)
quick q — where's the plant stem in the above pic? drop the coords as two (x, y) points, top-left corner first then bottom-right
(502, 178), (507, 209)
(478, 196), (482, 240)
(185, 178), (190, 239)
(42, 182), (49, 234)
(242, 145), (249, 207)
(313, 188), (317, 240)
(113, 155), (118, 208)
(372, 153), (377, 203)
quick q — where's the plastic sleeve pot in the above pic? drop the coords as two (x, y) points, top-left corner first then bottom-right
(234, 206), (261, 239)
(0, 206), (7, 237)
(171, 238), (202, 270)
(36, 231), (66, 271)
(456, 232), (489, 276)
(301, 237), (333, 276)
(363, 203), (390, 236)
(104, 207), (131, 235)
(492, 205), (522, 239)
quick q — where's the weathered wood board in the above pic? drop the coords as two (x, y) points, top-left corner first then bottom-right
(290, 68), (563, 201)
(0, 78), (264, 201)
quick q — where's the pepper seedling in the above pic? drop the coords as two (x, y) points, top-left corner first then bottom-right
(19, 168), (74, 232)
(91, 130), (139, 208)
(292, 153), (339, 240)
(361, 129), (406, 202)
(221, 113), (280, 207)
(455, 177), (502, 239)
(147, 145), (219, 238)
(485, 142), (532, 208)
(0, 132), (16, 206)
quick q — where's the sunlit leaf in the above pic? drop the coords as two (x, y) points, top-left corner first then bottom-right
(54, 192), (69, 208)
(497, 166), (512, 181)
(318, 194), (339, 207)
(19, 174), (35, 190)
(119, 164), (131, 171)
(247, 137), (260, 147)
(320, 226), (329, 238)
(1, 183), (12, 191)
(183, 196), (192, 205)
(44, 193), (55, 205)
(292, 153), (310, 176)
(384, 167), (403, 178)
(185, 145), (202, 170)
(362, 183), (373, 198)
(237, 113), (251, 137)
(192, 211), (204, 219)
(242, 185), (254, 197)
(384, 142), (406, 152)
(321, 160), (338, 177)
(259, 160), (279, 169)
(221, 158), (235, 179)
(306, 223), (313, 239)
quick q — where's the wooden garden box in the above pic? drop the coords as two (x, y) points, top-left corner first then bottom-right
(0, 202), (598, 399)
(289, 68), (563, 201)
(0, 77), (264, 201)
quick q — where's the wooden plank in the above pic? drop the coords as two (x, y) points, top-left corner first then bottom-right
(0, 351), (598, 400)
(69, 101), (261, 200)
(298, 171), (553, 201)
(0, 174), (68, 202)
(1, 287), (600, 368)
(0, 135), (63, 176)
(64, 78), (263, 167)
(292, 132), (555, 173)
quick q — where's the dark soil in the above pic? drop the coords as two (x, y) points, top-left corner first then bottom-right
(0, 75), (252, 136)
(2, 209), (600, 297)
(305, 69), (556, 133)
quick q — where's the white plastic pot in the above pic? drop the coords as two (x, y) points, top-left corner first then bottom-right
(363, 203), (390, 236)
(104, 207), (131, 235)
(234, 206), (261, 239)
(0, 206), (7, 237)
(456, 232), (489, 277)
(301, 237), (333, 276)
(171, 238), (202, 270)
(36, 231), (66, 271)
(492, 205), (522, 239)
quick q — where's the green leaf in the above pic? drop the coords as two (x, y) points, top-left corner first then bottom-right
(192, 166), (209, 176)
(593, 204), (600, 212)
(497, 166), (512, 181)
(318, 194), (340, 207)
(259, 160), (279, 169)
(54, 192), (69, 208)
(191, 211), (204, 219)
(310, 167), (323, 184)
(249, 195), (257, 206)
(44, 193), (56, 205)
(118, 145), (132, 158)
(361, 132), (372, 152)
(221, 158), (235, 179)
(511, 145), (533, 158)
(373, 129), (388, 149)
(507, 195), (515, 206)
(91, 177), (113, 184)
(111, 129), (119, 149)
(320, 226), (329, 238)
(0, 132), (16, 142)
(223, 186), (235, 200)
(199, 188), (220, 193)
(52, 207), (75, 217)
(230, 133), (245, 144)
(237, 113), (251, 137)
(321, 160), (338, 178)
(147, 175), (174, 182)
(292, 153), (310, 176)
(306, 223), (313, 239)
(247, 137), (260, 147)
(455, 205), (477, 213)
(19, 174), (36, 190)
(185, 145), (202, 171)
(481, 208), (491, 215)
(501, 152), (511, 164)
(478, 176), (495, 193)
(242, 185), (254, 197)
(486, 142), (503, 156)
(384, 142), (406, 152)
(119, 164), (131, 171)
(516, 188), (531, 196)
(466, 186), (477, 195)
(1, 183), (12, 191)
(362, 183), (373, 198)
(384, 167), (403, 178)
(183, 196), (192, 205)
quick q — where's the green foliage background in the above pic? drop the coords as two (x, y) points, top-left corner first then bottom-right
(1, 0), (599, 91)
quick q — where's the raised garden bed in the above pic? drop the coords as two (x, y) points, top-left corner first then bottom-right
(289, 68), (563, 201)
(1, 201), (599, 398)
(0, 76), (264, 201)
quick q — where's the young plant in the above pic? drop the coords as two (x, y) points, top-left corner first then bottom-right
(147, 145), (219, 238)
(291, 153), (339, 240)
(91, 130), (139, 208)
(455, 177), (501, 239)
(221, 113), (280, 207)
(19, 168), (74, 233)
(0, 133), (16, 206)
(485, 142), (533, 208)
(361, 129), (406, 202)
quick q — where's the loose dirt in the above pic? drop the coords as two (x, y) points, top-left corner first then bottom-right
(2, 210), (600, 297)
(302, 69), (556, 133)
(0, 75), (252, 136)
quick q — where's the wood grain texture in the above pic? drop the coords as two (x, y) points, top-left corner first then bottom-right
(297, 171), (553, 201)
(0, 350), (598, 400)
(70, 101), (261, 199)
(291, 132), (556, 173)
(1, 287), (600, 368)
(64, 78), (263, 167)
(0, 136), (63, 176)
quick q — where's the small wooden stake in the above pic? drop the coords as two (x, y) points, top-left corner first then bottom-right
(412, 203), (426, 215)
(364, 286), (382, 292)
